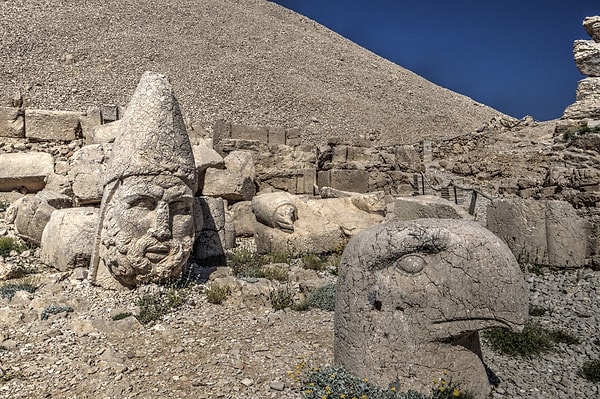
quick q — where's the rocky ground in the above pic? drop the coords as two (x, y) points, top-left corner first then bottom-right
(1, 201), (600, 399)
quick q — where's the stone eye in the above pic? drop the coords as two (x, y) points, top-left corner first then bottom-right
(130, 197), (156, 210)
(394, 254), (425, 274)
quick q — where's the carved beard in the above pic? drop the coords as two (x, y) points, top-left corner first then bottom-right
(100, 224), (193, 287)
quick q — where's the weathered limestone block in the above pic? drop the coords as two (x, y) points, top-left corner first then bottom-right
(86, 120), (121, 144)
(252, 193), (383, 255)
(0, 152), (54, 192)
(25, 109), (83, 141)
(68, 144), (112, 206)
(90, 72), (197, 289)
(395, 145), (424, 172)
(389, 195), (471, 220)
(193, 144), (224, 193)
(6, 195), (57, 244)
(574, 40), (600, 77)
(194, 196), (229, 265)
(231, 124), (268, 143)
(487, 198), (590, 268)
(0, 107), (25, 138)
(285, 128), (301, 146)
(563, 78), (600, 120)
(267, 127), (286, 145)
(78, 107), (102, 143)
(335, 219), (528, 399)
(202, 151), (256, 201)
(584, 16), (600, 43)
(40, 207), (99, 271)
(317, 169), (369, 193)
(229, 201), (256, 237)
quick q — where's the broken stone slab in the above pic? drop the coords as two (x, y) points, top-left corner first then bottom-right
(193, 144), (225, 194)
(24, 109), (83, 141)
(85, 119), (121, 144)
(320, 187), (389, 216)
(40, 207), (99, 272)
(6, 195), (58, 244)
(574, 40), (600, 77)
(317, 169), (369, 193)
(68, 144), (112, 206)
(334, 219), (527, 399)
(0, 106), (25, 138)
(0, 152), (54, 193)
(389, 195), (471, 220)
(202, 151), (257, 201)
(229, 201), (256, 237)
(486, 198), (590, 268)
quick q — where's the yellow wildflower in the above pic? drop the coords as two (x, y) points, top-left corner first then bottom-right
(453, 388), (460, 397)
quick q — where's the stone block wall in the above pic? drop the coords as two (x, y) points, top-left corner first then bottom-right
(213, 121), (424, 196)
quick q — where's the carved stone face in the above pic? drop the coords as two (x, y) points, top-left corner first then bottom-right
(99, 174), (194, 287)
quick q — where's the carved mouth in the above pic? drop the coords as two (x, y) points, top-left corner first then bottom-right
(145, 244), (170, 262)
(430, 317), (519, 341)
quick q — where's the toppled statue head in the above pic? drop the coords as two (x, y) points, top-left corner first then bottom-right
(334, 219), (528, 398)
(91, 72), (197, 289)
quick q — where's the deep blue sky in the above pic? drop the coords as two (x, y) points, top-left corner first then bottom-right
(272, 0), (597, 121)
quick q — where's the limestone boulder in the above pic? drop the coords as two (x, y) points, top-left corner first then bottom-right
(202, 150), (256, 201)
(0, 107), (25, 138)
(0, 152), (54, 193)
(334, 219), (527, 399)
(6, 192), (71, 244)
(194, 196), (229, 266)
(487, 198), (590, 268)
(574, 40), (600, 77)
(563, 77), (600, 120)
(25, 109), (83, 141)
(86, 120), (121, 144)
(389, 195), (471, 220)
(40, 207), (99, 271)
(229, 201), (256, 237)
(584, 16), (600, 43)
(193, 144), (225, 193)
(68, 144), (112, 206)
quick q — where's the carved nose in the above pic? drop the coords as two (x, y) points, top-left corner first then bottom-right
(149, 201), (171, 240)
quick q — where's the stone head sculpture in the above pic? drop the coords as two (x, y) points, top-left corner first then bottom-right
(90, 72), (197, 289)
(334, 219), (528, 398)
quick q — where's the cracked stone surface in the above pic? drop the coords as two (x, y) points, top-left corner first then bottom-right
(334, 219), (528, 398)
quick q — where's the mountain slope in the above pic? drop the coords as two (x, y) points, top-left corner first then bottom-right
(0, 0), (505, 144)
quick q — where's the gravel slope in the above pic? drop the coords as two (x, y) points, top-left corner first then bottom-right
(0, 0), (504, 145)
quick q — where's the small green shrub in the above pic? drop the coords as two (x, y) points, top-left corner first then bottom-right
(0, 236), (31, 257)
(300, 365), (473, 399)
(483, 321), (579, 356)
(0, 277), (39, 299)
(112, 312), (133, 321)
(301, 253), (327, 271)
(306, 283), (337, 311)
(269, 286), (294, 311)
(40, 305), (73, 320)
(260, 264), (289, 282)
(205, 282), (230, 305)
(0, 201), (8, 211)
(0, 345), (7, 351)
(0, 370), (23, 384)
(580, 359), (600, 382)
(529, 306), (549, 317)
(228, 249), (291, 281)
(136, 286), (188, 324)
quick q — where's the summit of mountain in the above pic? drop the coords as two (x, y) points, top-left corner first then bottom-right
(0, 0), (506, 145)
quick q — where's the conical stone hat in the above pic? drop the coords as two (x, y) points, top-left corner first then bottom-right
(105, 71), (196, 189)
